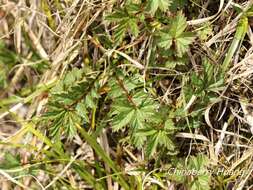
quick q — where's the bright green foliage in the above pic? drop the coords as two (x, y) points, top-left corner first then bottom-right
(109, 74), (159, 148)
(106, 3), (143, 44)
(109, 74), (176, 156)
(0, 152), (38, 177)
(187, 155), (210, 190)
(0, 63), (7, 89)
(3, 0), (252, 189)
(177, 58), (224, 129)
(135, 106), (176, 157)
(108, 73), (144, 98)
(136, 117), (175, 157)
(169, 155), (211, 190)
(158, 12), (194, 57)
(221, 16), (248, 74)
(0, 41), (19, 88)
(197, 23), (213, 41)
(147, 0), (172, 15)
(0, 152), (21, 169)
(43, 68), (100, 139)
(183, 58), (224, 103)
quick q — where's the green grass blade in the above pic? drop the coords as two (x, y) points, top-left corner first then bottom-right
(76, 124), (130, 190)
(221, 16), (248, 74)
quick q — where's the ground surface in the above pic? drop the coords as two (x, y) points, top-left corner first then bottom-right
(1, 0), (253, 189)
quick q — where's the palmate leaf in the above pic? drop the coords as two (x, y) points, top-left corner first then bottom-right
(188, 154), (209, 171)
(110, 96), (152, 147)
(47, 109), (81, 139)
(158, 32), (173, 49)
(114, 18), (139, 43)
(112, 109), (135, 131)
(111, 90), (158, 131)
(111, 99), (134, 114)
(85, 94), (96, 108)
(137, 127), (175, 157)
(175, 33), (195, 57)
(158, 130), (175, 150)
(169, 13), (188, 37)
(187, 155), (210, 190)
(106, 4), (141, 43)
(106, 9), (128, 21)
(147, 0), (172, 15)
(133, 106), (176, 157)
(190, 175), (210, 190)
(108, 73), (144, 98)
(146, 132), (160, 157)
(158, 12), (195, 57)
(114, 21), (129, 43)
(44, 68), (101, 139)
(110, 89), (159, 149)
(65, 111), (80, 137)
(169, 155), (210, 189)
(164, 118), (176, 131)
(76, 101), (89, 123)
(45, 109), (65, 137)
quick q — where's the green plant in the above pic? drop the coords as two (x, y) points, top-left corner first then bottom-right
(168, 155), (211, 190)
(42, 68), (100, 138)
(157, 12), (195, 58)
(0, 41), (19, 89)
(2, 0), (253, 189)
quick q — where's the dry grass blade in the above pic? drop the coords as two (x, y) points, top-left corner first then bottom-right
(1, 0), (253, 189)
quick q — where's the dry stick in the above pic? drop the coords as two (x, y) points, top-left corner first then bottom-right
(44, 153), (80, 190)
(42, 0), (86, 79)
(44, 6), (103, 82)
(162, 77), (175, 103)
(1, 177), (11, 190)
(228, 148), (253, 173)
(0, 77), (56, 120)
(0, 103), (23, 120)
(184, 95), (197, 112)
(187, 0), (229, 26)
(65, 0), (86, 38)
(228, 52), (253, 74)
(55, 0), (81, 33)
(214, 122), (228, 156)
(31, 3), (103, 119)
(187, 50), (198, 73)
(137, 37), (148, 61)
(144, 36), (153, 91)
(22, 22), (49, 60)
(197, 0), (210, 19)
(239, 98), (253, 134)
(175, 132), (210, 142)
(236, 161), (253, 190)
(87, 35), (145, 69)
(204, 100), (251, 163)
(113, 50), (144, 69)
(117, 34), (145, 51)
(14, 0), (22, 54)
(247, 26), (253, 46)
(123, 147), (138, 162)
(206, 0), (253, 48)
(0, 169), (30, 190)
